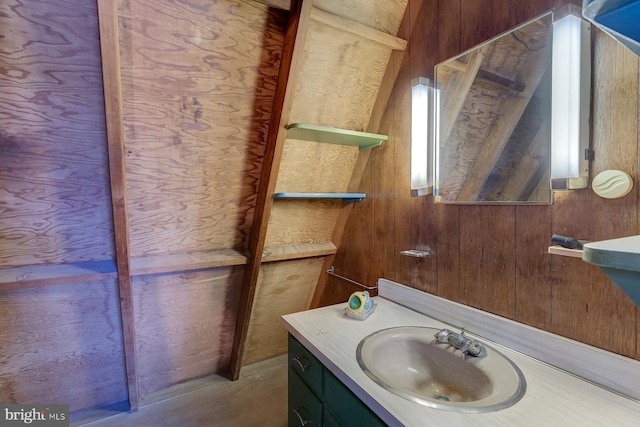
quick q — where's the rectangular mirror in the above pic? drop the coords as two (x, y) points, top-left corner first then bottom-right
(434, 11), (553, 204)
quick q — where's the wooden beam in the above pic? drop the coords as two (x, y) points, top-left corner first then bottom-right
(310, 7), (407, 51)
(96, 0), (140, 411)
(0, 261), (117, 291)
(130, 249), (247, 276)
(262, 242), (337, 262)
(456, 37), (551, 201)
(439, 47), (486, 146)
(228, 0), (313, 381)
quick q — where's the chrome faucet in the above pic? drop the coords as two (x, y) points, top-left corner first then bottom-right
(434, 328), (487, 357)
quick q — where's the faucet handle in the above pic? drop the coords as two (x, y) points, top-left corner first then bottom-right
(434, 328), (452, 343)
(467, 340), (487, 357)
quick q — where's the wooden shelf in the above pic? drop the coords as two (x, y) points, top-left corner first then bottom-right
(548, 246), (583, 258)
(285, 123), (387, 150)
(274, 192), (366, 202)
(262, 242), (337, 263)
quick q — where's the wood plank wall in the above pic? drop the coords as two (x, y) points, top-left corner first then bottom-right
(326, 0), (640, 361)
(1, 0), (285, 415)
(0, 0), (127, 412)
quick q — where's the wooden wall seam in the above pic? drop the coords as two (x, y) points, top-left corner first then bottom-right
(96, 0), (140, 411)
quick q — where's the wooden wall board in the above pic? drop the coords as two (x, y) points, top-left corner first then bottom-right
(242, 258), (324, 365)
(550, 256), (637, 358)
(390, 54), (414, 287)
(0, 279), (128, 412)
(313, 0), (408, 36)
(371, 92), (399, 284)
(132, 267), (243, 396)
(288, 19), (393, 131)
(437, 0), (462, 62)
(118, 0), (284, 258)
(432, 205), (461, 301)
(459, 0), (518, 51)
(516, 0), (554, 23)
(0, 0), (114, 267)
(264, 199), (341, 246)
(459, 205), (516, 318)
(514, 205), (551, 330)
(275, 139), (359, 192)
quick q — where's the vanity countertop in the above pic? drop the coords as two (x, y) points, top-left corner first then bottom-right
(281, 281), (640, 426)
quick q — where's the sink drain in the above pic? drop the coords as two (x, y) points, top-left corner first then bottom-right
(433, 394), (451, 401)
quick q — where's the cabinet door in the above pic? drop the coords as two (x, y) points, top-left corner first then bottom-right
(289, 334), (323, 396)
(323, 369), (386, 427)
(289, 367), (323, 427)
(323, 408), (342, 427)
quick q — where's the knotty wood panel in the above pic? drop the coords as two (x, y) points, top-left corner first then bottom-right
(265, 199), (341, 246)
(275, 139), (359, 192)
(242, 258), (324, 365)
(0, 279), (127, 412)
(118, 0), (284, 257)
(133, 267), (243, 396)
(0, 0), (113, 267)
(288, 19), (393, 131)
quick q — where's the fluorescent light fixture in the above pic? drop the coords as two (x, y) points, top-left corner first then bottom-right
(411, 77), (438, 196)
(551, 7), (591, 190)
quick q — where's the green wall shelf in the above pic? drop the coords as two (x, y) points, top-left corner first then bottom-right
(286, 123), (387, 150)
(274, 192), (366, 202)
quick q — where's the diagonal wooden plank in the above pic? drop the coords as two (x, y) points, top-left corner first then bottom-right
(228, 0), (314, 381)
(438, 47), (486, 147)
(96, 0), (140, 411)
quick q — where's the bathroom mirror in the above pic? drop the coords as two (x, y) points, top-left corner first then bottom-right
(434, 11), (553, 204)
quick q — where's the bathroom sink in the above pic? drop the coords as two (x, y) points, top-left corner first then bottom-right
(356, 326), (526, 413)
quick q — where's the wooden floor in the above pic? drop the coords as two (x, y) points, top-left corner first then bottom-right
(76, 355), (287, 427)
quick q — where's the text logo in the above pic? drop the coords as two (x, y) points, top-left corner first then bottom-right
(0, 405), (69, 427)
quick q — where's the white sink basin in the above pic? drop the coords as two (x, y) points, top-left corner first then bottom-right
(356, 326), (526, 413)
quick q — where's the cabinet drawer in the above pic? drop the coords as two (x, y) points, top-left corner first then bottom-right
(288, 334), (323, 396)
(289, 367), (323, 427)
(324, 369), (386, 427)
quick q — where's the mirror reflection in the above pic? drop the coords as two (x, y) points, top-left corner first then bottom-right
(434, 11), (553, 204)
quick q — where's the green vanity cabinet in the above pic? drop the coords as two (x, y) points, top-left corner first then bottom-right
(288, 334), (386, 427)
